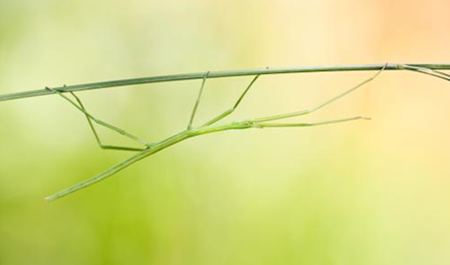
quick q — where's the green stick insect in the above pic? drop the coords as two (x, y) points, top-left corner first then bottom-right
(0, 64), (448, 200)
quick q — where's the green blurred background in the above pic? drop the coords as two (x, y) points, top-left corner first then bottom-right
(1, 0), (449, 264)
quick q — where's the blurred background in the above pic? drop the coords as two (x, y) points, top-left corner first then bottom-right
(0, 0), (449, 264)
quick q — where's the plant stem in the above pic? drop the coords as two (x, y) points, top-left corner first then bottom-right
(1, 63), (449, 102)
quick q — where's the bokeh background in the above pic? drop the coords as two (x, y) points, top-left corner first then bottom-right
(1, 0), (450, 264)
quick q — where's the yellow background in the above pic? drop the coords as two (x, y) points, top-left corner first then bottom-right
(0, 0), (449, 264)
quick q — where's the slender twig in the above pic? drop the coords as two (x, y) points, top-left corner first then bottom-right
(0, 63), (449, 102)
(0, 63), (448, 201)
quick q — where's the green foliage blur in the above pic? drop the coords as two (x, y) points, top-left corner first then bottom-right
(1, 1), (449, 264)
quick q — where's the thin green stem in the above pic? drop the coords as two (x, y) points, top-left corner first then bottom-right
(1, 63), (449, 102)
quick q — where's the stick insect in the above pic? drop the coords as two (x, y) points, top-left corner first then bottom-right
(3, 64), (448, 201)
